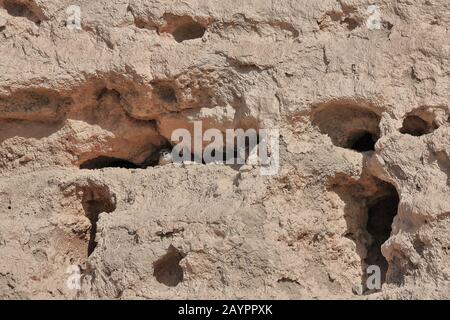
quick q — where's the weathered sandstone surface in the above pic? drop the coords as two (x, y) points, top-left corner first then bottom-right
(0, 0), (449, 299)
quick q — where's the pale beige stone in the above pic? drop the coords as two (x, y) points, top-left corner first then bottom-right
(0, 0), (449, 300)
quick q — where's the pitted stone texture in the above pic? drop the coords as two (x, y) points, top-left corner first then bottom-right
(0, 0), (449, 299)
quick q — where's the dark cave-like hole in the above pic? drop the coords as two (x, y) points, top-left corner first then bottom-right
(347, 131), (376, 152)
(400, 115), (433, 136)
(383, 21), (394, 30)
(3, 0), (41, 24)
(311, 102), (381, 153)
(342, 17), (360, 30)
(364, 187), (399, 287)
(154, 84), (177, 103)
(4, 0), (29, 16)
(85, 202), (101, 257)
(81, 187), (116, 257)
(172, 22), (206, 42)
(153, 245), (185, 287)
(80, 156), (141, 170)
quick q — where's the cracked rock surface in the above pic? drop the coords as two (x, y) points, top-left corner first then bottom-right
(0, 0), (449, 299)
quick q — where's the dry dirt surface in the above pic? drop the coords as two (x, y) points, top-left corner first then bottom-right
(0, 0), (449, 300)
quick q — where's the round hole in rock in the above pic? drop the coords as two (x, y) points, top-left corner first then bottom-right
(153, 245), (185, 287)
(3, 0), (41, 24)
(347, 131), (376, 152)
(400, 115), (433, 136)
(154, 84), (177, 104)
(172, 22), (206, 42)
(311, 101), (381, 153)
(79, 185), (116, 257)
(80, 156), (141, 170)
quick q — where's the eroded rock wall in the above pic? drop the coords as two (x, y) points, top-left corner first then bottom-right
(0, 0), (449, 299)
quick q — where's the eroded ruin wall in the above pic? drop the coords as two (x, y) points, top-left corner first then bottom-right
(0, 0), (449, 299)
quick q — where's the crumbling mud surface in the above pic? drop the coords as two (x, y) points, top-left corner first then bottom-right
(0, 0), (449, 299)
